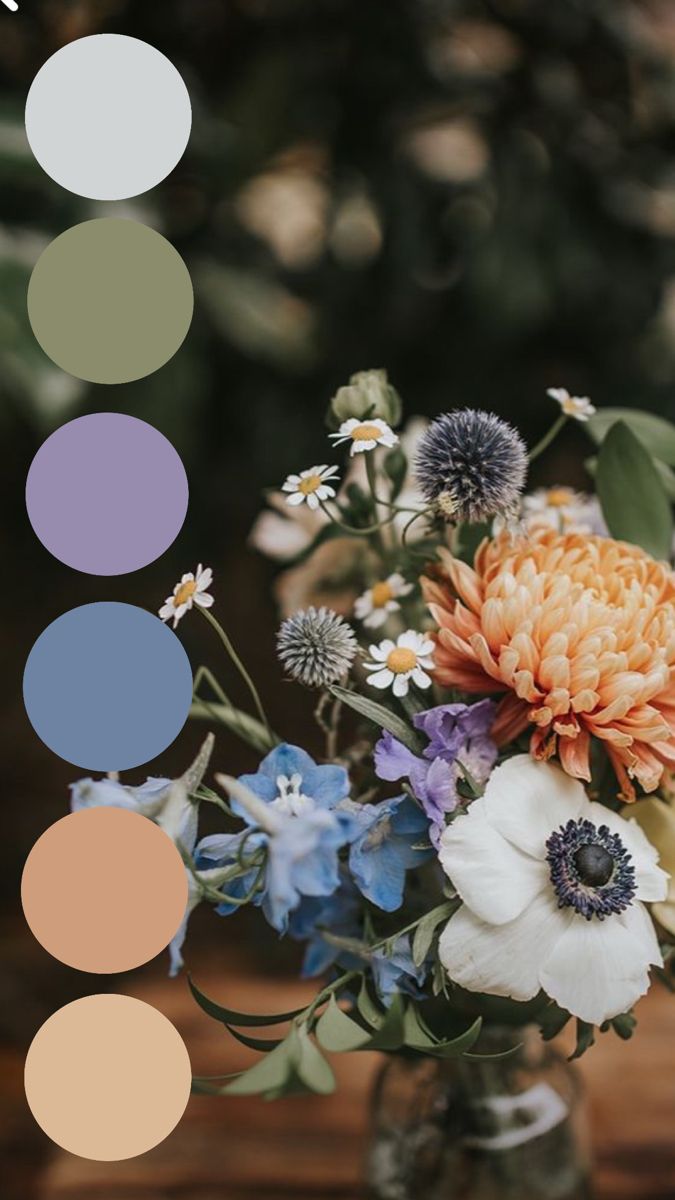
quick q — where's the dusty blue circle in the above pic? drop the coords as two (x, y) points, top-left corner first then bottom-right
(23, 603), (193, 771)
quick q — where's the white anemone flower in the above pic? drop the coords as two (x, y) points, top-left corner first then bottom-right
(364, 630), (435, 698)
(354, 573), (414, 628)
(438, 756), (668, 1026)
(547, 387), (596, 422)
(159, 564), (214, 628)
(329, 417), (398, 456)
(281, 464), (340, 511)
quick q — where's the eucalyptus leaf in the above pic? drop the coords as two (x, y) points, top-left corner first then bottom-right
(189, 700), (277, 753)
(316, 995), (371, 1052)
(586, 407), (675, 467)
(362, 993), (407, 1051)
(430, 1017), (483, 1059)
(222, 1036), (296, 1096)
(596, 422), (672, 560)
(328, 685), (424, 754)
(357, 977), (384, 1028)
(225, 1024), (283, 1052)
(411, 901), (455, 967)
(188, 977), (304, 1027)
(295, 1025), (337, 1094)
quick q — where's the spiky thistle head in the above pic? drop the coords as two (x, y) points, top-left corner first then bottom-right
(277, 606), (358, 688)
(415, 409), (528, 524)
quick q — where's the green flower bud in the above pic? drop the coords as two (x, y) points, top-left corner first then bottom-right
(328, 369), (402, 429)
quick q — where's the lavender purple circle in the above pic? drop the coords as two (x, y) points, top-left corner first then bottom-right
(26, 414), (189, 575)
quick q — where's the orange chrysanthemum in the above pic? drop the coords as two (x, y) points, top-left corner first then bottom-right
(422, 530), (675, 799)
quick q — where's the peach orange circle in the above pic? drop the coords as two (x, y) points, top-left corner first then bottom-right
(22, 807), (188, 973)
(24, 994), (192, 1160)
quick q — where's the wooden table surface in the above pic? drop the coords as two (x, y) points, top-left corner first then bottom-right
(6, 953), (675, 1200)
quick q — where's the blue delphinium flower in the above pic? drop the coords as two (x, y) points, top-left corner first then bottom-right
(370, 936), (428, 1006)
(213, 743), (356, 933)
(374, 700), (496, 846)
(341, 794), (432, 911)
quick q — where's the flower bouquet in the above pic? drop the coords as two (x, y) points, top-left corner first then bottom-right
(72, 372), (675, 1199)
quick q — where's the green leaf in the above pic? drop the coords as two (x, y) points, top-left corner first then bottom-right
(432, 1017), (483, 1058)
(411, 901), (455, 967)
(569, 1020), (595, 1061)
(596, 422), (672, 560)
(189, 701), (277, 753)
(294, 1026), (337, 1094)
(316, 995), (371, 1052)
(188, 977), (304, 1027)
(357, 977), (384, 1028)
(328, 685), (424, 754)
(222, 1037), (297, 1096)
(225, 1024), (283, 1052)
(538, 1002), (572, 1042)
(455, 521), (491, 565)
(383, 445), (408, 501)
(586, 408), (675, 467)
(363, 993), (407, 1051)
(402, 1004), (438, 1050)
(608, 1011), (637, 1041)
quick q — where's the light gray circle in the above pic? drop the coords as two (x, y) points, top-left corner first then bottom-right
(25, 35), (192, 201)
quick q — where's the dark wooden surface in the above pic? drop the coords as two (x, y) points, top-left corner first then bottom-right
(5, 952), (675, 1200)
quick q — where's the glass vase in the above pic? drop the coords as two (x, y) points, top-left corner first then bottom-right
(366, 1025), (592, 1200)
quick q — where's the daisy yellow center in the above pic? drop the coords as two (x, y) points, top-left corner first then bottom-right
(174, 580), (198, 607)
(299, 474), (322, 495)
(371, 581), (393, 608)
(351, 423), (381, 441)
(546, 487), (574, 507)
(386, 647), (417, 674)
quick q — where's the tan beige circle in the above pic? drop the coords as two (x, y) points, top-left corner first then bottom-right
(27, 218), (193, 384)
(24, 994), (192, 1160)
(22, 807), (188, 973)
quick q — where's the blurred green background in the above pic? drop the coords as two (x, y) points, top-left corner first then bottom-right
(1, 1), (675, 1185)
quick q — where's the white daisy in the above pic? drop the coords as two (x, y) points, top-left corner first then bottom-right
(159, 564), (214, 629)
(521, 487), (607, 535)
(354, 573), (414, 629)
(438, 756), (668, 1027)
(329, 417), (398, 456)
(364, 630), (435, 698)
(547, 387), (596, 422)
(281, 464), (340, 511)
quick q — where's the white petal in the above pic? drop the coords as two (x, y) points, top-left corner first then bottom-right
(482, 755), (586, 860)
(439, 891), (570, 1002)
(364, 609), (387, 629)
(398, 630), (421, 650)
(585, 802), (669, 903)
(351, 440), (375, 453)
(306, 493), (320, 510)
(197, 567), (213, 589)
(194, 592), (214, 609)
(283, 475), (301, 487)
(619, 899), (662, 967)
(392, 674), (409, 697)
(369, 640), (394, 660)
(539, 904), (657, 1026)
(412, 667), (431, 689)
(159, 603), (174, 621)
(438, 799), (550, 924)
(367, 668), (394, 690)
(286, 491), (306, 506)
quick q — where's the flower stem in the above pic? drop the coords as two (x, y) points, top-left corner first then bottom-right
(528, 413), (567, 463)
(198, 606), (272, 737)
(365, 453), (387, 557)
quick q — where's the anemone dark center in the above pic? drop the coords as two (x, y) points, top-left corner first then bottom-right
(574, 843), (614, 887)
(545, 817), (636, 921)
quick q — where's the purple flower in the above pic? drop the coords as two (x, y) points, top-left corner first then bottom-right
(374, 700), (497, 846)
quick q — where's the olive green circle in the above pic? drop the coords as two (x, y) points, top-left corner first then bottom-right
(27, 219), (194, 385)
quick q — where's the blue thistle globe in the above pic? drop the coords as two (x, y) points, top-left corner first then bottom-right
(415, 409), (528, 524)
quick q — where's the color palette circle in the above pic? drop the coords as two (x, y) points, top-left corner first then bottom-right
(26, 414), (189, 576)
(24, 994), (192, 1160)
(23, 602), (193, 771)
(27, 219), (194, 385)
(22, 808), (188, 974)
(25, 35), (192, 201)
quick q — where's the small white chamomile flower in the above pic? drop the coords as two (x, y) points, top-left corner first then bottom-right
(354, 573), (413, 629)
(329, 417), (398, 456)
(364, 630), (434, 698)
(547, 387), (596, 422)
(159, 564), (214, 629)
(281, 464), (340, 511)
